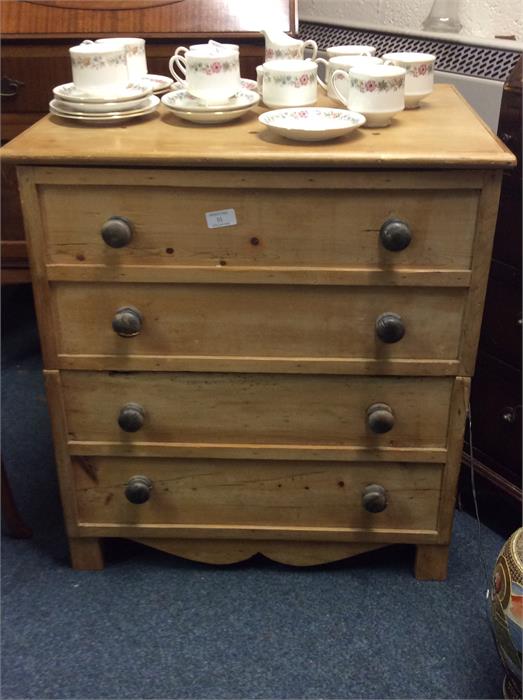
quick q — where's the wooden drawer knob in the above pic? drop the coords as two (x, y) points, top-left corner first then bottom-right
(101, 216), (134, 248)
(376, 312), (405, 343)
(112, 306), (142, 337)
(118, 403), (145, 432)
(367, 402), (395, 433)
(362, 484), (387, 513)
(125, 475), (152, 504)
(379, 218), (412, 251)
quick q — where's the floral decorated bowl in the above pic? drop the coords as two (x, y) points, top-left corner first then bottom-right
(258, 107), (366, 141)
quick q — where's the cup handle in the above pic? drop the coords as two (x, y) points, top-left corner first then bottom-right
(315, 57), (328, 91)
(303, 40), (318, 60)
(383, 59), (394, 65)
(169, 54), (188, 88)
(174, 45), (189, 58)
(331, 69), (349, 106)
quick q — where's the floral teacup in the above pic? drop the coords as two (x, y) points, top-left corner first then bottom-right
(261, 59), (318, 108)
(69, 40), (129, 96)
(332, 64), (406, 127)
(96, 38), (147, 80)
(169, 48), (241, 104)
(316, 55), (383, 99)
(382, 52), (436, 108)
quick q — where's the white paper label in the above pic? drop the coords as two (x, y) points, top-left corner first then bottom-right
(205, 208), (237, 229)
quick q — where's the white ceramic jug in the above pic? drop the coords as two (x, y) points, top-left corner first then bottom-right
(261, 29), (317, 61)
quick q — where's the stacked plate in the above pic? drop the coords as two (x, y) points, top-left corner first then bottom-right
(50, 81), (161, 124)
(161, 78), (259, 124)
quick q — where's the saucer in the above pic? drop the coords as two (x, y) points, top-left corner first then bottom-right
(49, 95), (159, 122)
(53, 81), (152, 103)
(162, 88), (259, 113)
(164, 104), (255, 124)
(52, 95), (152, 114)
(141, 74), (174, 93)
(258, 107), (366, 141)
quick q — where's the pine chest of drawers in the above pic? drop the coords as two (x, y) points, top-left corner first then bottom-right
(2, 85), (514, 577)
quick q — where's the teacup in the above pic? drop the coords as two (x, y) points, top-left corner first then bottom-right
(69, 40), (129, 96)
(265, 37), (318, 61)
(96, 37), (148, 80)
(332, 64), (406, 127)
(316, 55), (383, 99)
(261, 59), (318, 108)
(169, 49), (241, 104)
(382, 52), (436, 108)
(326, 45), (376, 58)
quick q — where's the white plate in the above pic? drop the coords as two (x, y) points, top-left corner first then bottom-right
(141, 74), (174, 93)
(52, 81), (152, 103)
(162, 87), (259, 113)
(49, 95), (159, 122)
(258, 107), (366, 141)
(52, 95), (153, 114)
(164, 105), (255, 124)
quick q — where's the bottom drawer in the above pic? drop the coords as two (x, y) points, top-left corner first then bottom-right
(74, 457), (443, 537)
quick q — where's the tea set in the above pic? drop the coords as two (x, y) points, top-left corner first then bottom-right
(49, 31), (436, 139)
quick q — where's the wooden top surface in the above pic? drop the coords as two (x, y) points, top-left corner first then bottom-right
(1, 85), (515, 169)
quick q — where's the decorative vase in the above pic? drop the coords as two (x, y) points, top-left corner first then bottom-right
(490, 527), (523, 699)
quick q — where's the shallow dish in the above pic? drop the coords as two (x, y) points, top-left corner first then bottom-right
(162, 88), (259, 113)
(52, 95), (152, 114)
(52, 81), (152, 103)
(141, 74), (174, 93)
(164, 105), (255, 124)
(49, 95), (159, 122)
(258, 107), (366, 141)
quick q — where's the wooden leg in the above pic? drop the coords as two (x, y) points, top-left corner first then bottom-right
(414, 544), (449, 581)
(69, 537), (104, 571)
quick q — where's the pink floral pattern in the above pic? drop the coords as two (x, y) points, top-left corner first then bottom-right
(264, 70), (316, 88)
(407, 62), (433, 77)
(71, 53), (127, 69)
(350, 75), (404, 93)
(266, 46), (302, 60)
(189, 58), (239, 75)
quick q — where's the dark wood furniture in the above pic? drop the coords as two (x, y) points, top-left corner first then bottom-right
(1, 0), (297, 279)
(462, 57), (522, 532)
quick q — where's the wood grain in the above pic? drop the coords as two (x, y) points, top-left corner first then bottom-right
(51, 282), (467, 366)
(60, 371), (455, 450)
(414, 544), (449, 580)
(73, 456), (442, 534)
(2, 87), (515, 169)
(131, 538), (386, 566)
(36, 171), (480, 270)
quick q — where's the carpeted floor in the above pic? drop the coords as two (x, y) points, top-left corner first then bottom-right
(1, 284), (507, 700)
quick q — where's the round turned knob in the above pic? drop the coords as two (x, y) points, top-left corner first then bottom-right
(101, 216), (134, 248)
(112, 306), (142, 337)
(362, 484), (387, 513)
(118, 403), (145, 432)
(376, 312), (405, 344)
(125, 475), (152, 504)
(367, 402), (395, 434)
(379, 218), (412, 252)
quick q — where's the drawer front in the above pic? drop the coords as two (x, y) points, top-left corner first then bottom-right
(53, 282), (466, 363)
(40, 180), (479, 269)
(74, 456), (442, 534)
(62, 371), (454, 449)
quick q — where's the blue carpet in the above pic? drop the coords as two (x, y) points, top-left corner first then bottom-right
(1, 284), (507, 699)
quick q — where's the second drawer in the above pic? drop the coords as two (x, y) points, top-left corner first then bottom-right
(53, 283), (466, 367)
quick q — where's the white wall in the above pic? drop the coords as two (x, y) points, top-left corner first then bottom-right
(299, 0), (522, 41)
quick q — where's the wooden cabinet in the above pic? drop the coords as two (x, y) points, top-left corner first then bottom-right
(1, 85), (514, 578)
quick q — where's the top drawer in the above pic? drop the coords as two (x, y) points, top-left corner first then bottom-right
(35, 169), (481, 270)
